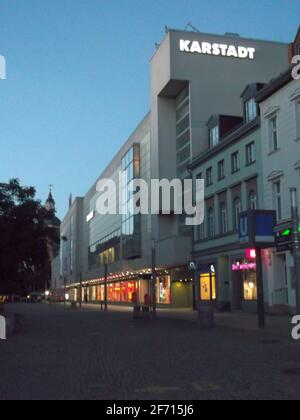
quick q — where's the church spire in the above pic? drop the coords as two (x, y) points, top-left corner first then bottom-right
(45, 185), (56, 212)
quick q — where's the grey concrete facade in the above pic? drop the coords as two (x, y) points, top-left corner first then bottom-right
(55, 28), (290, 308)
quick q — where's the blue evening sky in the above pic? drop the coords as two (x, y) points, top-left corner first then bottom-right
(0, 0), (299, 218)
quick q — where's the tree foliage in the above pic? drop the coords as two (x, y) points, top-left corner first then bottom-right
(0, 179), (59, 295)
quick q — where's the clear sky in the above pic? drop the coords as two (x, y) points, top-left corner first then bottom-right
(0, 0), (299, 218)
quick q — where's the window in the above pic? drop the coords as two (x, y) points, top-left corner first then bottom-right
(200, 272), (216, 301)
(99, 247), (116, 266)
(206, 167), (213, 186)
(197, 222), (205, 241)
(220, 203), (228, 234)
(243, 271), (257, 301)
(121, 144), (140, 238)
(231, 152), (240, 173)
(176, 86), (190, 178)
(193, 172), (202, 204)
(246, 142), (256, 165)
(249, 191), (257, 210)
(233, 197), (242, 230)
(209, 126), (220, 148)
(208, 207), (215, 238)
(218, 160), (225, 180)
(245, 98), (257, 122)
(273, 181), (282, 221)
(269, 116), (279, 152)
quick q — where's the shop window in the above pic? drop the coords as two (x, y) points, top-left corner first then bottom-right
(156, 276), (171, 304)
(243, 271), (257, 301)
(200, 272), (216, 301)
(107, 281), (140, 303)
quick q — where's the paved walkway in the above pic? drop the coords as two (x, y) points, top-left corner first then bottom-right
(0, 303), (299, 400)
(75, 303), (293, 339)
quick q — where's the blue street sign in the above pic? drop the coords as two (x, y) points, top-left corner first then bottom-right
(239, 210), (277, 248)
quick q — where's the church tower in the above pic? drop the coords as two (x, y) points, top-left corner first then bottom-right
(45, 187), (56, 213)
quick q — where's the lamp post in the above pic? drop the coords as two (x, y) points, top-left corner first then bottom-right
(104, 262), (108, 312)
(291, 188), (300, 314)
(151, 239), (157, 318)
(79, 272), (82, 310)
(64, 277), (67, 307)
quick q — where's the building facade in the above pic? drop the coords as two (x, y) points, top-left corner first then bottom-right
(256, 70), (300, 313)
(190, 84), (267, 312)
(54, 28), (290, 308)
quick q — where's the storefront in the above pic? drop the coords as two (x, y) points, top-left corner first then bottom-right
(67, 274), (173, 306)
(231, 254), (257, 311)
(199, 265), (217, 302)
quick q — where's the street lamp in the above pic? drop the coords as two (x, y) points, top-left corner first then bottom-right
(151, 239), (157, 318)
(291, 188), (300, 314)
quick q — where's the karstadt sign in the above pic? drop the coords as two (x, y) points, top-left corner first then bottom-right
(180, 39), (256, 60)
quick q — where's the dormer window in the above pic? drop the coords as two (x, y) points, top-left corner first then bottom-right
(245, 97), (257, 122)
(209, 125), (220, 148)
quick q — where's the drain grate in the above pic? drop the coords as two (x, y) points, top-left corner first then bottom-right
(283, 368), (300, 376)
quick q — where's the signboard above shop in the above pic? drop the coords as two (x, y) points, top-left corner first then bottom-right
(239, 210), (277, 248)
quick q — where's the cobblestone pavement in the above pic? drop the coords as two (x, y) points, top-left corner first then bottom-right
(0, 303), (299, 400)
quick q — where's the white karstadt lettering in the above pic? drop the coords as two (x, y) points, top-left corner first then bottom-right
(180, 39), (256, 60)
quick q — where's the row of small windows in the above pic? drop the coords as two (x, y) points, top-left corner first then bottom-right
(197, 191), (257, 240)
(202, 143), (256, 187)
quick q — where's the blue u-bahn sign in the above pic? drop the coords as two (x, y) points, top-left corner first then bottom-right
(239, 210), (277, 248)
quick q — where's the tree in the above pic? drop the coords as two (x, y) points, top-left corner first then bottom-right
(0, 179), (59, 295)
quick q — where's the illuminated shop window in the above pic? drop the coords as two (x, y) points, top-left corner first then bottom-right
(156, 276), (171, 304)
(200, 273), (216, 301)
(107, 281), (140, 303)
(243, 271), (257, 301)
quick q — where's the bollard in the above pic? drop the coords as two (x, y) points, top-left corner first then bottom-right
(5, 314), (23, 337)
(71, 301), (77, 310)
(0, 315), (5, 340)
(142, 306), (151, 321)
(0, 302), (5, 316)
(133, 305), (141, 320)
